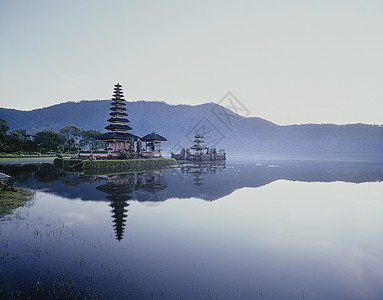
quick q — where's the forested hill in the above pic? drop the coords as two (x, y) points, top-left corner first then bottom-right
(1, 100), (382, 156)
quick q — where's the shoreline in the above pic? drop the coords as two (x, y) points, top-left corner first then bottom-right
(0, 187), (34, 218)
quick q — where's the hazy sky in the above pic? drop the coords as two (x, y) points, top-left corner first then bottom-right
(0, 0), (382, 125)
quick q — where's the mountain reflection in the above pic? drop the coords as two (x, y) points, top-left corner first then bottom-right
(91, 165), (226, 240)
(2, 160), (383, 241)
(2, 160), (383, 203)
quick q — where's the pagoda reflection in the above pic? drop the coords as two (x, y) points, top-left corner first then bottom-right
(179, 162), (226, 186)
(134, 171), (168, 203)
(96, 174), (136, 241)
(108, 194), (130, 241)
(96, 172), (167, 240)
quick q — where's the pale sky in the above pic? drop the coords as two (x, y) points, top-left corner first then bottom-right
(0, 0), (382, 125)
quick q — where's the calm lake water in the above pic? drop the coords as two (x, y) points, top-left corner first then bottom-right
(1, 159), (383, 299)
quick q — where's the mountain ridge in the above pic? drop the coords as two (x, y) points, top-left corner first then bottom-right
(0, 100), (382, 156)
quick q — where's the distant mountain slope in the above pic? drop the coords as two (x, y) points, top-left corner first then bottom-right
(1, 100), (382, 156)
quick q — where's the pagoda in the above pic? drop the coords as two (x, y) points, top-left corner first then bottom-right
(171, 133), (226, 161)
(190, 134), (208, 155)
(97, 83), (139, 152)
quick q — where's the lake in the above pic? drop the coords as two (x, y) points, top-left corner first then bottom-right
(1, 159), (383, 299)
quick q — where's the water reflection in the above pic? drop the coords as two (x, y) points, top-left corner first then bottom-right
(135, 171), (168, 203)
(95, 175), (135, 241)
(1, 160), (382, 203)
(95, 172), (169, 240)
(1, 160), (383, 299)
(179, 162), (226, 186)
(2, 160), (382, 242)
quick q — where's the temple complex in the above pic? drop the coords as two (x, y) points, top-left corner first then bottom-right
(78, 83), (167, 159)
(76, 83), (225, 162)
(171, 134), (226, 161)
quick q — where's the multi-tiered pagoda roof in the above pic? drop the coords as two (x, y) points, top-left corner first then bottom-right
(190, 134), (208, 151)
(98, 83), (139, 141)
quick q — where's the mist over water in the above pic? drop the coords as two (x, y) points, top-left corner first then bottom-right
(1, 159), (382, 299)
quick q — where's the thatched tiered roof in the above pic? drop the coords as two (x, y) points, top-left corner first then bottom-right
(141, 132), (167, 142)
(98, 83), (139, 141)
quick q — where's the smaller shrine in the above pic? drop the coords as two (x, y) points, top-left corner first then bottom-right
(171, 134), (226, 161)
(141, 132), (167, 158)
(190, 134), (208, 155)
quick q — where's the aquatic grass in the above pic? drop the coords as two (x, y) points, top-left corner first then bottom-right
(1, 186), (251, 300)
(0, 186), (34, 218)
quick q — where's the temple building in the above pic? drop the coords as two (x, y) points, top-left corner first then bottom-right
(141, 132), (167, 158)
(79, 83), (168, 159)
(171, 134), (226, 161)
(97, 83), (139, 153)
(190, 134), (208, 155)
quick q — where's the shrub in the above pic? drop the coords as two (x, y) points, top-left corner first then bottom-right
(53, 158), (64, 169)
(117, 151), (129, 159)
(83, 158), (176, 174)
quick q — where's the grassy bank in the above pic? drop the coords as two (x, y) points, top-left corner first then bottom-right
(83, 158), (177, 174)
(0, 186), (34, 217)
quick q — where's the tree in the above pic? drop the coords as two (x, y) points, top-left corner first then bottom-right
(0, 119), (10, 152)
(6, 129), (38, 152)
(10, 129), (31, 142)
(60, 125), (81, 150)
(79, 129), (104, 150)
(33, 130), (66, 153)
(0, 119), (9, 143)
